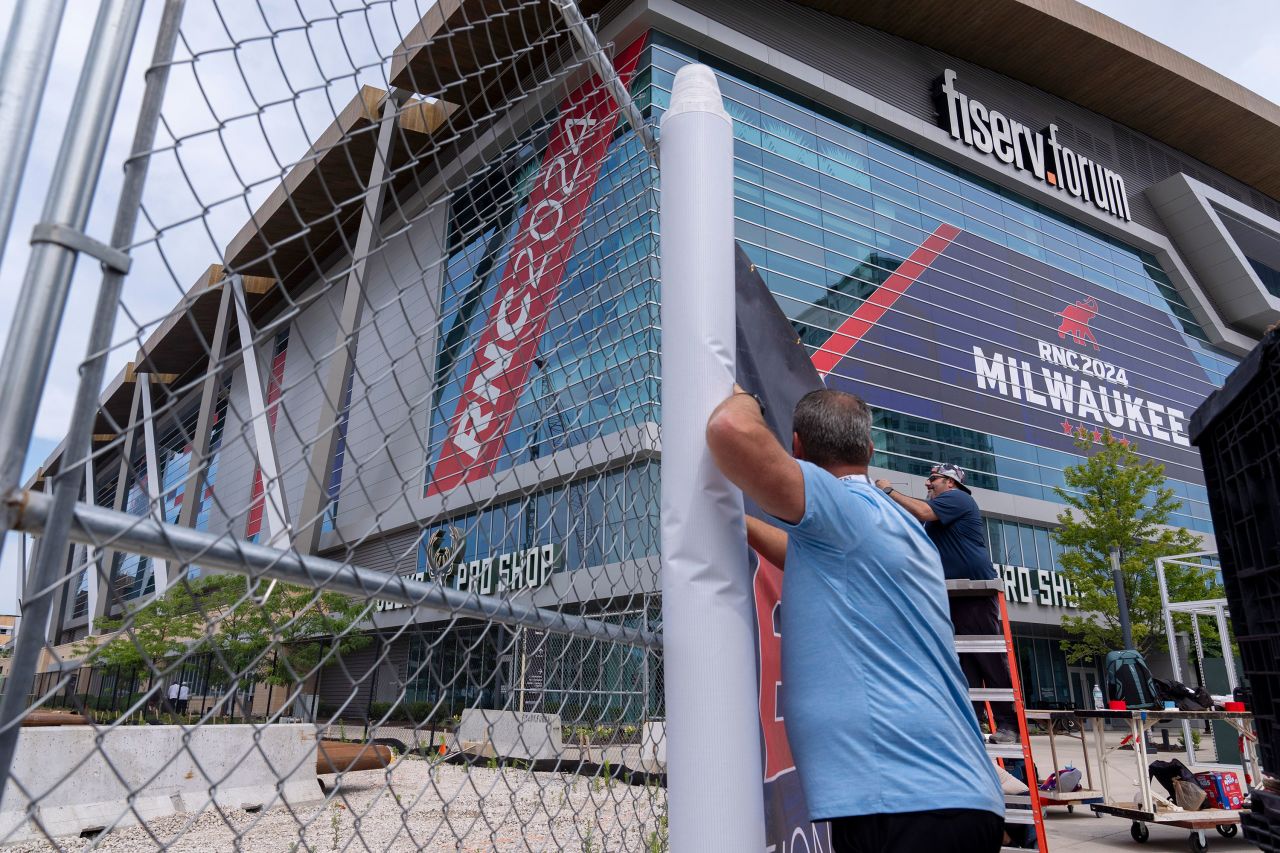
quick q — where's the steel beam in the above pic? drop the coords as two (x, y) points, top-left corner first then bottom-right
(93, 379), (143, 623)
(83, 455), (100, 636)
(136, 373), (168, 596)
(175, 282), (232, 534)
(295, 94), (400, 555)
(230, 276), (291, 547)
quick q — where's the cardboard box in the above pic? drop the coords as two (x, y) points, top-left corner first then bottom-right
(1194, 771), (1244, 810)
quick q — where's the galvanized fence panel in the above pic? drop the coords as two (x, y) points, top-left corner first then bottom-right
(0, 1), (667, 849)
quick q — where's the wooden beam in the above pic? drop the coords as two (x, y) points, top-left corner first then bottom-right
(196, 263), (274, 295)
(398, 97), (455, 136)
(122, 364), (179, 384)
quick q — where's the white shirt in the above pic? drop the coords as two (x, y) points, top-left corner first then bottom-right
(178, 685), (190, 701)
(168, 683), (179, 700)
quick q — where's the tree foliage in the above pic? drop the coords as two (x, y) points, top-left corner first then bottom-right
(80, 574), (369, 689)
(1052, 429), (1218, 664)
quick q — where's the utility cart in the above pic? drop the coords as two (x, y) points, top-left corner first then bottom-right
(1076, 708), (1257, 852)
(1024, 709), (1104, 816)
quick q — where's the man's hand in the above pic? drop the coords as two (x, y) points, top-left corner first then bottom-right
(876, 479), (938, 523)
(706, 388), (805, 524)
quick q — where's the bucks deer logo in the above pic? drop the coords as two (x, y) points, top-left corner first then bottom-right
(1056, 296), (1100, 350)
(426, 525), (465, 581)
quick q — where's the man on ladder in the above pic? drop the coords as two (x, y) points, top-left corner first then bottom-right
(877, 464), (1019, 744)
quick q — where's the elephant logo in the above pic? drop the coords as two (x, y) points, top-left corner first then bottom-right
(1056, 296), (1100, 350)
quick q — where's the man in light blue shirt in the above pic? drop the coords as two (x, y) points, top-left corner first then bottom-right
(707, 387), (1003, 853)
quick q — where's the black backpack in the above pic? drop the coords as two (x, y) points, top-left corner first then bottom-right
(1104, 650), (1161, 709)
(1153, 678), (1214, 712)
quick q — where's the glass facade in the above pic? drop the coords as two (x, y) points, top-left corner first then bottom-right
(645, 36), (1236, 533)
(414, 462), (659, 579)
(423, 94), (659, 492)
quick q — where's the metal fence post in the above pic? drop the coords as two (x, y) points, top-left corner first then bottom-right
(0, 0), (184, 802)
(0, 0), (145, 531)
(0, 0), (68, 271)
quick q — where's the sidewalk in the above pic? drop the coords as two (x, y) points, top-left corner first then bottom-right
(1028, 729), (1253, 852)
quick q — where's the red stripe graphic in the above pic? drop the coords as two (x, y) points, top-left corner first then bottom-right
(426, 38), (645, 497)
(245, 342), (288, 539)
(811, 222), (961, 377)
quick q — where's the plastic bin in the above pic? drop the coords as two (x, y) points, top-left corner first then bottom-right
(1243, 787), (1280, 853)
(1191, 326), (1280, 777)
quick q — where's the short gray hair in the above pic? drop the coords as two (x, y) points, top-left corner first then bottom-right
(792, 389), (872, 467)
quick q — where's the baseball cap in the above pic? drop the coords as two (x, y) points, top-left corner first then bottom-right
(930, 463), (971, 494)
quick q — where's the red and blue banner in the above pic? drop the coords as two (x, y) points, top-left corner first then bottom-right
(426, 39), (645, 496)
(815, 223), (1217, 485)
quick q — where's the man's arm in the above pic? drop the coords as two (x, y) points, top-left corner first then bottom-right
(873, 479), (938, 523)
(706, 389), (805, 524)
(746, 515), (788, 570)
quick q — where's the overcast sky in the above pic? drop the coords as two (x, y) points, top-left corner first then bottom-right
(0, 0), (1277, 616)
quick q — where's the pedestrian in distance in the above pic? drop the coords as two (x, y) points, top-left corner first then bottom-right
(177, 682), (190, 716)
(875, 464), (1018, 744)
(707, 387), (1004, 853)
(166, 680), (180, 714)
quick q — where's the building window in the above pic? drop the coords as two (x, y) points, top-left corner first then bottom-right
(415, 461), (659, 580)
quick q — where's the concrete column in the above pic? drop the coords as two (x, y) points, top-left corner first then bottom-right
(294, 94), (400, 554)
(175, 279), (233, 534)
(93, 379), (144, 623)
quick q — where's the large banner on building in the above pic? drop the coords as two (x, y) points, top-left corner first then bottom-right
(813, 224), (1217, 485)
(426, 39), (645, 496)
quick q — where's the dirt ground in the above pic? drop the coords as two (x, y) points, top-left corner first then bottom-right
(5, 759), (667, 852)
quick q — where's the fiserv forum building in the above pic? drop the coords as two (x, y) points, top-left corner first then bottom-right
(33, 0), (1280, 718)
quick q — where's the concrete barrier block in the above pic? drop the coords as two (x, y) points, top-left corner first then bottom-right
(0, 724), (321, 843)
(641, 721), (666, 767)
(454, 709), (562, 760)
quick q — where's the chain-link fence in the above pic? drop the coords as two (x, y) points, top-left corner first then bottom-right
(0, 0), (671, 848)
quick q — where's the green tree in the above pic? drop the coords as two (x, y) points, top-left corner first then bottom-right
(1052, 429), (1218, 663)
(80, 574), (369, 711)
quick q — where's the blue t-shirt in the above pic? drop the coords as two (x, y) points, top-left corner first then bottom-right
(771, 462), (1003, 821)
(925, 489), (996, 581)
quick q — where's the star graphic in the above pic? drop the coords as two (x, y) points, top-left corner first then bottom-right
(1091, 429), (1104, 443)
(1060, 419), (1074, 434)
(1118, 437), (1130, 447)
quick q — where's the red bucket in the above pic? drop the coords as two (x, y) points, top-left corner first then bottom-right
(1108, 700), (1128, 711)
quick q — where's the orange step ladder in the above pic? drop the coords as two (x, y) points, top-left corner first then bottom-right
(948, 579), (1048, 853)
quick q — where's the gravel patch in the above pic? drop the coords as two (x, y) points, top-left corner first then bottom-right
(6, 759), (667, 852)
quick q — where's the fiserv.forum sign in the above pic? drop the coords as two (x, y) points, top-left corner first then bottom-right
(933, 70), (1131, 222)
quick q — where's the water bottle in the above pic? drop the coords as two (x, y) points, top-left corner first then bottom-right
(1092, 684), (1104, 710)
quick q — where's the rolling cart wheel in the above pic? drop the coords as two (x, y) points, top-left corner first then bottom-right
(1215, 824), (1237, 838)
(1130, 821), (1149, 843)
(1188, 830), (1208, 853)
